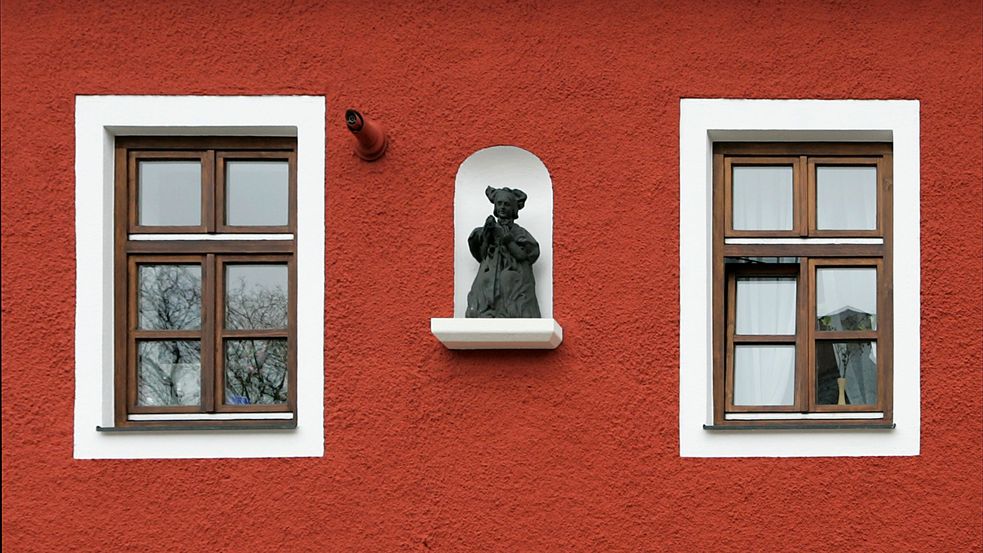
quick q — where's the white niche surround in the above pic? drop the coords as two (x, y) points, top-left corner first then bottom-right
(430, 146), (563, 349)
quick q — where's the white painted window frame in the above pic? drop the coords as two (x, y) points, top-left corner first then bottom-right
(679, 99), (920, 457)
(74, 96), (325, 459)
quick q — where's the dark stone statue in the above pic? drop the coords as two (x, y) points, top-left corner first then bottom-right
(466, 186), (542, 318)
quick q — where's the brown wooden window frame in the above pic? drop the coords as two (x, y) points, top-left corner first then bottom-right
(712, 142), (893, 428)
(114, 136), (298, 429)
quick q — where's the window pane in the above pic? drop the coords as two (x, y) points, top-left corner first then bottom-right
(732, 166), (793, 231)
(816, 341), (877, 405)
(736, 277), (796, 335)
(733, 345), (795, 406)
(224, 339), (288, 405)
(138, 264), (201, 330)
(817, 166), (876, 230)
(138, 161), (201, 226)
(225, 264), (288, 329)
(137, 340), (201, 406)
(226, 161), (289, 227)
(816, 268), (877, 331)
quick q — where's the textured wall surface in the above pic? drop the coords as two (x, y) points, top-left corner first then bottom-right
(2, 1), (981, 551)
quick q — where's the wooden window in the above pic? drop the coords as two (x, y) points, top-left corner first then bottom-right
(114, 137), (297, 429)
(712, 143), (893, 427)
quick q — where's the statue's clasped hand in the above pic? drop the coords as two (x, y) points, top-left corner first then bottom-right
(484, 215), (511, 244)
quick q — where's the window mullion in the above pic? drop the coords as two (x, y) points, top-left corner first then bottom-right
(724, 272), (736, 411)
(201, 253), (217, 412)
(113, 143), (128, 426)
(215, 254), (227, 411)
(711, 153), (726, 425)
(798, 155), (809, 237)
(126, 256), (138, 413)
(205, 150), (217, 233)
(287, 253), (298, 416)
(797, 257), (809, 412)
(875, 258), (885, 413)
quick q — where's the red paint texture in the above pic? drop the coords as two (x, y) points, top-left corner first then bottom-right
(2, 1), (981, 551)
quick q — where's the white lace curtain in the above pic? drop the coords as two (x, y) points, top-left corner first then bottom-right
(816, 268), (877, 323)
(732, 166), (793, 231)
(734, 346), (795, 406)
(733, 278), (796, 406)
(816, 166), (877, 230)
(732, 165), (876, 231)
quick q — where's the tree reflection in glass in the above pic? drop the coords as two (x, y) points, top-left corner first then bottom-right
(225, 339), (288, 405)
(225, 265), (288, 330)
(137, 340), (201, 406)
(223, 263), (288, 405)
(138, 264), (201, 330)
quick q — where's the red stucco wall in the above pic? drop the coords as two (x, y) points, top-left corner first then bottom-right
(2, 1), (981, 551)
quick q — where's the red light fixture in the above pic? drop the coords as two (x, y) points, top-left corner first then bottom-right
(345, 109), (388, 161)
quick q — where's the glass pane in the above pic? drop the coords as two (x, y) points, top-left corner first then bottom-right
(138, 161), (201, 226)
(226, 161), (289, 227)
(137, 340), (201, 406)
(817, 166), (876, 230)
(732, 166), (793, 231)
(138, 264), (202, 330)
(816, 341), (877, 405)
(736, 277), (796, 335)
(733, 345), (795, 406)
(225, 264), (289, 329)
(816, 268), (877, 331)
(225, 339), (288, 405)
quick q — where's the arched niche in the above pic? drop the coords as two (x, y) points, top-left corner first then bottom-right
(431, 146), (562, 349)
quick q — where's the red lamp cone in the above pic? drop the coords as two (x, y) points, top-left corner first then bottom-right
(345, 109), (388, 161)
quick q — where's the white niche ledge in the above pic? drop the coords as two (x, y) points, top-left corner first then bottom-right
(431, 318), (562, 349)
(430, 146), (563, 350)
